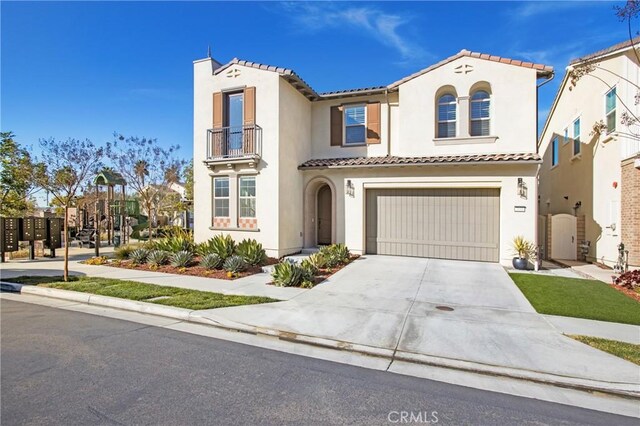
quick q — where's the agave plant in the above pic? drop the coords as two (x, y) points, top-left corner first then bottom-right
(223, 255), (247, 273)
(114, 244), (135, 260)
(147, 250), (170, 267)
(306, 252), (327, 270)
(235, 239), (267, 266)
(130, 248), (149, 265)
(200, 253), (223, 270)
(198, 234), (236, 260)
(333, 243), (350, 263)
(300, 258), (318, 275)
(170, 250), (194, 268)
(271, 259), (315, 287)
(150, 235), (195, 254)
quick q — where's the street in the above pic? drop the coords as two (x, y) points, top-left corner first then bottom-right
(1, 299), (636, 426)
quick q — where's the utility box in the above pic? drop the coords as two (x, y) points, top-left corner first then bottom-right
(45, 218), (63, 249)
(0, 217), (20, 252)
(21, 217), (35, 241)
(34, 217), (47, 240)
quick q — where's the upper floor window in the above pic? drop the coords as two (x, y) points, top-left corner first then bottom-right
(563, 127), (569, 144)
(344, 105), (366, 145)
(213, 177), (229, 217)
(437, 94), (457, 138)
(239, 176), (256, 218)
(551, 137), (559, 167)
(573, 118), (581, 156)
(605, 87), (616, 133)
(470, 90), (490, 136)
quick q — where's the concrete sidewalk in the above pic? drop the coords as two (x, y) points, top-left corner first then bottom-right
(0, 257), (305, 300)
(543, 314), (640, 344)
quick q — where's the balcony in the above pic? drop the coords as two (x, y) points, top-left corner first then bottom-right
(206, 124), (262, 167)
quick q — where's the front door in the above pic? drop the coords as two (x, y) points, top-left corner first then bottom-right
(317, 185), (332, 245)
(225, 92), (244, 155)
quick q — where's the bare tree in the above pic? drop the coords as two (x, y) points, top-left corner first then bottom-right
(35, 138), (105, 281)
(107, 133), (185, 241)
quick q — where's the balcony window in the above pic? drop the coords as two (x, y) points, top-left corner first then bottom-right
(213, 177), (229, 217)
(437, 94), (457, 138)
(344, 105), (366, 145)
(225, 92), (244, 152)
(470, 90), (490, 136)
(239, 176), (256, 218)
(573, 118), (581, 156)
(606, 87), (616, 133)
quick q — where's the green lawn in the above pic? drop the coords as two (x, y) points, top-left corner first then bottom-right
(7, 276), (278, 310)
(509, 273), (640, 325)
(569, 335), (640, 365)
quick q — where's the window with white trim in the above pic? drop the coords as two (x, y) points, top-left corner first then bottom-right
(437, 94), (457, 138)
(213, 177), (229, 217)
(606, 87), (616, 133)
(470, 90), (490, 136)
(551, 137), (559, 167)
(239, 176), (256, 218)
(344, 105), (366, 145)
(563, 127), (569, 144)
(573, 118), (581, 156)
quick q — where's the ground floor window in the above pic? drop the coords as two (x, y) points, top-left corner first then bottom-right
(239, 176), (256, 218)
(213, 177), (229, 217)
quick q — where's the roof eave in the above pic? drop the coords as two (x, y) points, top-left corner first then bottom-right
(298, 158), (542, 170)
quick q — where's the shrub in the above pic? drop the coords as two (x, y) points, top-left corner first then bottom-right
(149, 234), (195, 254)
(223, 255), (247, 273)
(171, 250), (194, 268)
(147, 250), (170, 267)
(207, 234), (236, 260)
(114, 245), (135, 260)
(306, 252), (328, 270)
(271, 259), (315, 287)
(84, 256), (109, 265)
(235, 239), (267, 266)
(614, 270), (640, 290)
(319, 244), (349, 268)
(130, 248), (149, 265)
(333, 243), (350, 263)
(300, 258), (318, 275)
(200, 253), (223, 270)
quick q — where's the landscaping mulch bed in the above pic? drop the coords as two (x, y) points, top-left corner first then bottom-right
(268, 255), (360, 287)
(611, 284), (640, 303)
(105, 256), (279, 280)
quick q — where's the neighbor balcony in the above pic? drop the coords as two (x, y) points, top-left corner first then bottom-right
(205, 124), (262, 167)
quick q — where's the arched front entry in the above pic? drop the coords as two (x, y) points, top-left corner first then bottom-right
(303, 177), (336, 248)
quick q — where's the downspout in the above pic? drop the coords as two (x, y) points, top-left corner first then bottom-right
(534, 71), (555, 270)
(385, 88), (391, 156)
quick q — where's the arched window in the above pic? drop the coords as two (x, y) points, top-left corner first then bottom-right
(470, 90), (490, 136)
(437, 94), (457, 138)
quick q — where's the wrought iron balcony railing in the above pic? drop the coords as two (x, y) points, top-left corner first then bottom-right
(206, 124), (262, 161)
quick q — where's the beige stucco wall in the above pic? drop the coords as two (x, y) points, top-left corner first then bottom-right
(193, 59), (283, 256)
(301, 163), (538, 266)
(538, 51), (639, 266)
(396, 56), (539, 157)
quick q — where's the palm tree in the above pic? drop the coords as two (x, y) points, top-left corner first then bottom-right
(134, 160), (149, 186)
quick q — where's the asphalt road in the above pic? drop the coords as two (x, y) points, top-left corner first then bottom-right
(1, 299), (636, 426)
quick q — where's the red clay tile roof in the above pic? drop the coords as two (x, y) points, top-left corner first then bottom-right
(298, 153), (541, 169)
(570, 36), (640, 65)
(388, 50), (553, 88)
(319, 86), (388, 97)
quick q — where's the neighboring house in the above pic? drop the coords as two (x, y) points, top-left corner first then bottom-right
(538, 38), (640, 269)
(142, 182), (189, 227)
(193, 50), (553, 265)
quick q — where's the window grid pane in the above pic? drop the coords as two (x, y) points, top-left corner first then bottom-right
(213, 177), (229, 217)
(437, 94), (457, 138)
(607, 111), (616, 132)
(552, 138), (558, 166)
(574, 137), (581, 155)
(239, 176), (256, 218)
(470, 119), (490, 137)
(345, 126), (366, 144)
(606, 88), (616, 113)
(438, 122), (456, 138)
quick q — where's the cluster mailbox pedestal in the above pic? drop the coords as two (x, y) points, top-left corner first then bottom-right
(0, 217), (63, 262)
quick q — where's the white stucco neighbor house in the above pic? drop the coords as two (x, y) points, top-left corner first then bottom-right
(193, 50), (553, 266)
(538, 37), (640, 269)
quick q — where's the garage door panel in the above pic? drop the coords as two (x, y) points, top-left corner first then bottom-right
(366, 188), (500, 262)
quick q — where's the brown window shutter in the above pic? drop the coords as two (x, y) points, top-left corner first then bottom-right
(330, 105), (343, 146)
(243, 87), (256, 154)
(366, 102), (381, 144)
(243, 87), (256, 125)
(212, 92), (223, 156)
(212, 92), (223, 128)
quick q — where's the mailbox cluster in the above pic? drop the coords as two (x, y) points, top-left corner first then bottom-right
(0, 217), (64, 261)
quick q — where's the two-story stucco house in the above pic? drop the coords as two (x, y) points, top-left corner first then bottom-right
(539, 38), (640, 269)
(193, 50), (553, 266)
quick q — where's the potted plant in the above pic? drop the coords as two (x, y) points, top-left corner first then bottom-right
(512, 236), (535, 270)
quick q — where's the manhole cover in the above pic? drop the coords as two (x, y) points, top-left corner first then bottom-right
(435, 306), (454, 311)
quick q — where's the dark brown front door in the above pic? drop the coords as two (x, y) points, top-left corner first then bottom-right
(317, 185), (332, 245)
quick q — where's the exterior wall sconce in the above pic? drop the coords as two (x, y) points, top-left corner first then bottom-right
(517, 178), (528, 199)
(345, 179), (355, 197)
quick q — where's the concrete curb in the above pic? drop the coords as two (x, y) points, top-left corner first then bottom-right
(3, 282), (639, 400)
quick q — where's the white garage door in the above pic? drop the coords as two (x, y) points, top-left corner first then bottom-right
(366, 188), (500, 262)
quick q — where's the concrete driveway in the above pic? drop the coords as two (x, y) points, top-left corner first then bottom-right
(197, 255), (639, 385)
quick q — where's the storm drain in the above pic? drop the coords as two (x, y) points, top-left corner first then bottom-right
(435, 306), (454, 312)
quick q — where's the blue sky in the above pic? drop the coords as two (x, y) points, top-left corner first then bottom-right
(1, 1), (632, 161)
